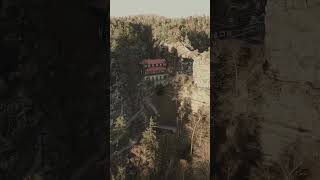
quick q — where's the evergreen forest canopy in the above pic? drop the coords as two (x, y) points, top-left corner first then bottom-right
(110, 15), (210, 53)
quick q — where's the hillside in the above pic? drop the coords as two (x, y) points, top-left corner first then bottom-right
(110, 15), (210, 180)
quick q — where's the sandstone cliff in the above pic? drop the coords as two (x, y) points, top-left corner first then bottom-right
(214, 1), (320, 179)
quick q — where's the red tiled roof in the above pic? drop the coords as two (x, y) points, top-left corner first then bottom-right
(145, 67), (166, 74)
(142, 59), (166, 65)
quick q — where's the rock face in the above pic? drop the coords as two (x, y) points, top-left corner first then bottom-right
(214, 1), (320, 179)
(191, 51), (210, 112)
(261, 0), (320, 164)
(214, 39), (265, 179)
(163, 41), (210, 179)
(163, 42), (210, 114)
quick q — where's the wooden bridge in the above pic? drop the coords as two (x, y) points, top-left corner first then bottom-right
(155, 125), (177, 133)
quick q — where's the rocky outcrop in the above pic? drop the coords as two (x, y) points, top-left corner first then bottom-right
(260, 0), (320, 168)
(162, 42), (210, 114)
(214, 1), (320, 179)
(162, 41), (210, 179)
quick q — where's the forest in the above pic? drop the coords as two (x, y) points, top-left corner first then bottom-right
(110, 15), (210, 180)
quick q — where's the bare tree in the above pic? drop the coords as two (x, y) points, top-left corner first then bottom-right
(190, 112), (203, 156)
(277, 139), (310, 180)
(250, 162), (274, 180)
(178, 159), (189, 180)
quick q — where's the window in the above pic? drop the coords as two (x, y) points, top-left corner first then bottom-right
(145, 64), (148, 68)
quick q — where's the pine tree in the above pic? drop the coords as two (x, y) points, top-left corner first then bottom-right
(141, 117), (158, 150)
(111, 115), (127, 140)
(130, 118), (159, 178)
(114, 166), (126, 180)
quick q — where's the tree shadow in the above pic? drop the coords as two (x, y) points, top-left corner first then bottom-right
(187, 30), (210, 53)
(111, 22), (154, 114)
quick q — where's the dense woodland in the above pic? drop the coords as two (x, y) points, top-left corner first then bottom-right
(111, 15), (210, 52)
(110, 15), (210, 180)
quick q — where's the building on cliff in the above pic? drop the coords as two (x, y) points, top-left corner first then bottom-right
(140, 59), (169, 86)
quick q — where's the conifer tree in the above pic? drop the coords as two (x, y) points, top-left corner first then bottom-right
(126, 117), (160, 179)
(111, 115), (127, 140)
(113, 166), (126, 180)
(141, 117), (158, 151)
